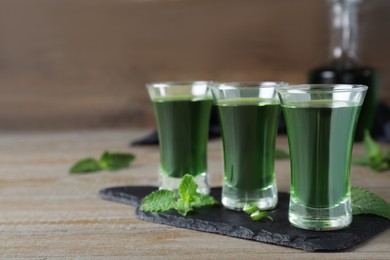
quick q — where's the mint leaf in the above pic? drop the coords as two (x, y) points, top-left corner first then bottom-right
(353, 130), (390, 172)
(178, 175), (198, 202)
(99, 151), (135, 171)
(192, 193), (219, 208)
(69, 151), (135, 174)
(351, 186), (390, 220)
(140, 190), (177, 212)
(140, 175), (219, 216)
(242, 204), (273, 221)
(243, 204), (258, 215)
(177, 175), (218, 214)
(175, 175), (198, 215)
(275, 149), (289, 159)
(250, 210), (273, 221)
(176, 199), (194, 215)
(363, 129), (382, 161)
(69, 158), (102, 174)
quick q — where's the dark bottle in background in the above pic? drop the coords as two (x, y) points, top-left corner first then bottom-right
(308, 0), (379, 141)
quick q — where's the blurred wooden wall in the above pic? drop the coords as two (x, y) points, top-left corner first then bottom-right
(0, 0), (389, 130)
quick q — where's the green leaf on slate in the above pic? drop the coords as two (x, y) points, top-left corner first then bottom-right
(351, 186), (390, 220)
(243, 204), (259, 215)
(175, 174), (218, 216)
(69, 158), (102, 174)
(175, 175), (197, 215)
(243, 204), (273, 222)
(191, 193), (219, 208)
(175, 199), (194, 216)
(178, 175), (198, 204)
(99, 151), (135, 171)
(250, 210), (273, 221)
(140, 174), (219, 216)
(140, 190), (177, 212)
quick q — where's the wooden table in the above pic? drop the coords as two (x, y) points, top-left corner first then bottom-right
(1, 129), (389, 258)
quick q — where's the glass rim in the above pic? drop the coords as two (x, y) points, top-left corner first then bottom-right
(211, 81), (287, 90)
(146, 81), (212, 89)
(277, 84), (368, 93)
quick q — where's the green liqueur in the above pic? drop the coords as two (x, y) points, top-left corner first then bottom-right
(217, 98), (280, 191)
(153, 96), (213, 178)
(282, 100), (361, 208)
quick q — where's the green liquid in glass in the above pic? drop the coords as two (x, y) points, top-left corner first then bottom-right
(217, 98), (280, 191)
(282, 101), (361, 208)
(153, 96), (212, 178)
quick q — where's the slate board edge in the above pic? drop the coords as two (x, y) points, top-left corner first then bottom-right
(99, 187), (345, 251)
(99, 186), (390, 252)
(135, 208), (356, 252)
(98, 187), (324, 251)
(99, 186), (141, 207)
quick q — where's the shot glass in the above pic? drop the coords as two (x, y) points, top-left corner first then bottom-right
(211, 82), (285, 210)
(146, 81), (213, 194)
(277, 84), (367, 231)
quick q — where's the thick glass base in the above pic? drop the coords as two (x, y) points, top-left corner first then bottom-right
(159, 172), (210, 194)
(221, 181), (277, 211)
(289, 196), (352, 231)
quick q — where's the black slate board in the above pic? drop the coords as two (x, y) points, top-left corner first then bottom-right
(99, 186), (390, 252)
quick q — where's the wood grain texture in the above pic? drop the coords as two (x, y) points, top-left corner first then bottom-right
(0, 129), (389, 258)
(0, 0), (389, 130)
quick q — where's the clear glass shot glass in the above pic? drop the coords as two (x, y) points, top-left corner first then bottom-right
(277, 84), (367, 231)
(211, 82), (286, 210)
(146, 81), (213, 194)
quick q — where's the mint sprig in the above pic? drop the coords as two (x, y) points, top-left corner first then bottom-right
(140, 174), (219, 216)
(351, 186), (390, 220)
(353, 130), (390, 172)
(70, 151), (135, 174)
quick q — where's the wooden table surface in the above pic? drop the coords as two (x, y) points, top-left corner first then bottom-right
(1, 129), (389, 259)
